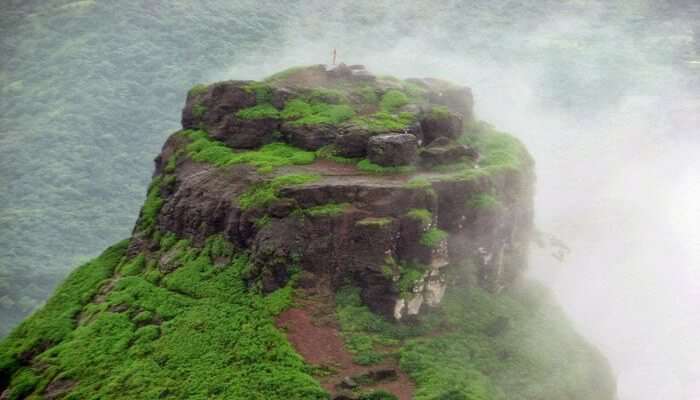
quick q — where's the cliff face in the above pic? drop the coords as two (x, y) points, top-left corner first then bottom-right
(130, 64), (534, 321)
(0, 65), (616, 400)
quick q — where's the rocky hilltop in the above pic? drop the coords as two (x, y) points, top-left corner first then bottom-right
(0, 65), (615, 400)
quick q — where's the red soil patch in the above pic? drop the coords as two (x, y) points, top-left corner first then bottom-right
(277, 300), (415, 399)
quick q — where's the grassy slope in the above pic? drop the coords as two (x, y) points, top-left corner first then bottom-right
(0, 238), (326, 400)
(335, 283), (616, 400)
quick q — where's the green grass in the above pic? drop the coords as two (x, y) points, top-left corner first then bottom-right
(192, 103), (207, 118)
(236, 104), (280, 120)
(397, 263), (428, 295)
(303, 203), (349, 217)
(357, 159), (416, 174)
(315, 145), (361, 164)
(406, 209), (432, 227)
(334, 281), (616, 400)
(281, 99), (355, 126)
(420, 228), (448, 248)
(356, 217), (393, 227)
(429, 105), (451, 119)
(138, 176), (165, 232)
(459, 123), (530, 172)
(379, 90), (409, 112)
(237, 174), (319, 210)
(242, 82), (273, 103)
(0, 240), (128, 380)
(188, 84), (209, 97)
(163, 150), (182, 174)
(351, 111), (415, 132)
(467, 193), (503, 210)
(0, 239), (328, 400)
(185, 130), (316, 172)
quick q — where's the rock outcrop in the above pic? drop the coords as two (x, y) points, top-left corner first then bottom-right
(133, 64), (534, 319)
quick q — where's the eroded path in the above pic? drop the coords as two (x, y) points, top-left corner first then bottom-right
(277, 296), (414, 400)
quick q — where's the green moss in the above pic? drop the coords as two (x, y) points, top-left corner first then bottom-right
(192, 103), (207, 118)
(185, 130), (316, 172)
(380, 90), (409, 112)
(163, 150), (182, 174)
(430, 105), (451, 119)
(159, 232), (178, 251)
(138, 176), (164, 232)
(355, 86), (379, 104)
(359, 390), (399, 400)
(238, 174), (319, 210)
(357, 159), (416, 175)
(459, 122), (530, 173)
(120, 254), (145, 276)
(315, 145), (360, 164)
(398, 263), (427, 295)
(307, 88), (348, 104)
(254, 215), (271, 229)
(406, 209), (432, 227)
(304, 203), (349, 217)
(420, 228), (448, 248)
(281, 99), (354, 126)
(351, 111), (415, 133)
(236, 104), (280, 120)
(188, 84), (208, 97)
(356, 217), (393, 227)
(242, 82), (273, 103)
(467, 193), (502, 210)
(6, 368), (39, 400)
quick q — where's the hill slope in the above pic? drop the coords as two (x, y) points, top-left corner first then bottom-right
(0, 66), (616, 400)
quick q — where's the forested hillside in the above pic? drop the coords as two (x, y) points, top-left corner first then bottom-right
(1, 0), (696, 337)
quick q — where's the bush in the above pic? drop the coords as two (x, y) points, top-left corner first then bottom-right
(420, 228), (448, 248)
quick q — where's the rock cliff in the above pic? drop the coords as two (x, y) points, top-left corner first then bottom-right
(0, 65), (616, 400)
(131, 64), (534, 320)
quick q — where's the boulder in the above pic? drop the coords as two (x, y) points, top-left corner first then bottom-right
(181, 80), (256, 131)
(419, 107), (463, 145)
(367, 134), (418, 166)
(209, 116), (280, 149)
(181, 81), (284, 149)
(419, 137), (477, 167)
(334, 123), (373, 157)
(282, 122), (338, 150)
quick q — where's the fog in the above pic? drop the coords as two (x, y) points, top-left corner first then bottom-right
(213, 3), (699, 399)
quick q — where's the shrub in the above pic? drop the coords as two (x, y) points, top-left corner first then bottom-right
(237, 174), (319, 210)
(406, 209), (432, 226)
(236, 104), (280, 120)
(380, 90), (409, 112)
(420, 228), (448, 248)
(185, 130), (316, 172)
(281, 99), (354, 126)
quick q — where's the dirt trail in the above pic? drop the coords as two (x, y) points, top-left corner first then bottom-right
(277, 298), (415, 400)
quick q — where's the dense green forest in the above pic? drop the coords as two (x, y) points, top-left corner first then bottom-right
(0, 0), (697, 337)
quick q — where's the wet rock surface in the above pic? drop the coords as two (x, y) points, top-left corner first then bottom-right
(367, 134), (418, 166)
(138, 65), (534, 319)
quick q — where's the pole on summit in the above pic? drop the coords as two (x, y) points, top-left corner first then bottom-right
(332, 48), (337, 65)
